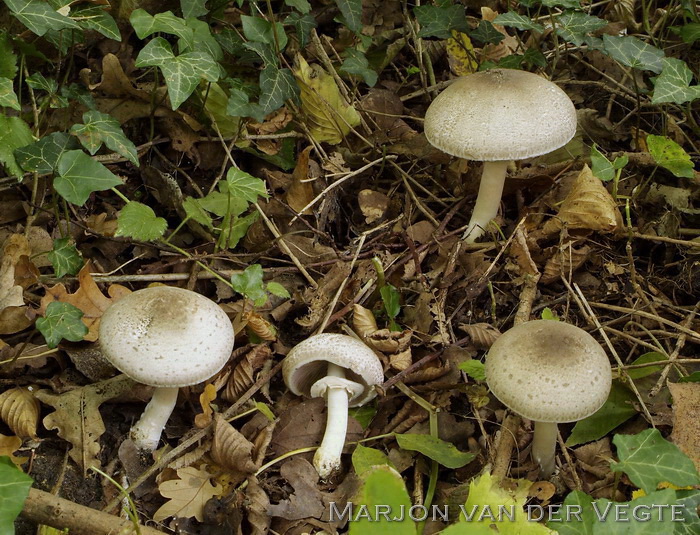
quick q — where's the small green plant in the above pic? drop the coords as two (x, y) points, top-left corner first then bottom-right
(231, 264), (290, 307)
(0, 455), (33, 533)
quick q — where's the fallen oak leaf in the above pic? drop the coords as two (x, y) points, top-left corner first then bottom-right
(154, 465), (224, 522)
(0, 234), (35, 335)
(210, 414), (257, 485)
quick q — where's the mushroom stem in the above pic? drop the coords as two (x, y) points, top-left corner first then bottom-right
(531, 421), (558, 477)
(130, 386), (179, 451)
(462, 160), (509, 243)
(314, 362), (350, 478)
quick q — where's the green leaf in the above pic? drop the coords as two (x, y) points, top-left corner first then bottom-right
(611, 428), (700, 493)
(182, 196), (214, 228)
(0, 32), (18, 79)
(555, 11), (607, 46)
(540, 307), (559, 320)
(266, 281), (290, 298)
(678, 371), (700, 383)
(130, 9), (192, 45)
(348, 466), (414, 535)
(335, 0), (362, 33)
(352, 444), (394, 475)
(458, 360), (486, 382)
(590, 144), (615, 182)
(626, 351), (666, 380)
(15, 132), (79, 174)
(395, 434), (476, 468)
(36, 301), (88, 348)
(546, 490), (595, 535)
(259, 65), (299, 114)
(71, 110), (139, 165)
(602, 35), (665, 73)
(0, 77), (19, 110)
(181, 0), (208, 18)
(542, 0), (581, 7)
(254, 401), (275, 421)
(0, 114), (35, 178)
(675, 489), (700, 534)
(48, 237), (83, 278)
(340, 48), (378, 87)
(198, 187), (249, 218)
(651, 58), (700, 105)
(414, 5), (469, 39)
(227, 86), (267, 122)
(284, 12), (317, 48)
(285, 0), (311, 14)
(380, 284), (400, 320)
(26, 71), (57, 93)
(493, 12), (544, 32)
(4, 0), (79, 36)
(469, 20), (505, 45)
(349, 404), (376, 429)
(0, 456), (33, 533)
(115, 201), (167, 241)
(54, 150), (122, 206)
(71, 4), (121, 41)
(188, 18), (223, 60)
(647, 134), (695, 178)
(675, 22), (700, 43)
(226, 167), (269, 203)
(241, 15), (287, 50)
(231, 264), (266, 304)
(219, 211), (258, 250)
(243, 41), (278, 66)
(590, 489), (682, 534)
(566, 381), (637, 447)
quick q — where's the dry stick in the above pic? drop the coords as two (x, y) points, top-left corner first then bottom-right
(22, 488), (164, 535)
(103, 360), (284, 514)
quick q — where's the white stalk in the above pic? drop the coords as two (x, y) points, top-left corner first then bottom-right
(130, 386), (179, 451)
(531, 421), (559, 477)
(462, 160), (509, 243)
(314, 362), (350, 479)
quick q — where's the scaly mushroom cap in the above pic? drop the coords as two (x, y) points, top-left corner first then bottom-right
(424, 69), (577, 161)
(283, 333), (383, 407)
(485, 320), (611, 423)
(99, 286), (235, 387)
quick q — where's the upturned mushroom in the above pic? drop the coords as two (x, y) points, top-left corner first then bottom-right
(424, 68), (577, 243)
(484, 320), (611, 477)
(99, 286), (235, 450)
(283, 333), (383, 478)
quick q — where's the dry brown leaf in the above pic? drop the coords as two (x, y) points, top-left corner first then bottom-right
(84, 213), (118, 236)
(669, 382), (700, 472)
(352, 303), (378, 338)
(153, 465), (224, 522)
(211, 414), (257, 484)
(446, 31), (478, 76)
(0, 234), (30, 312)
(296, 262), (352, 329)
(509, 227), (539, 277)
(245, 477), (271, 535)
(480, 7), (519, 63)
(267, 457), (325, 520)
(35, 374), (136, 472)
(251, 419), (276, 467)
(528, 481), (556, 505)
(194, 384), (217, 429)
(245, 312), (277, 341)
(223, 345), (272, 402)
(543, 165), (622, 235)
(286, 146), (315, 215)
(389, 348), (412, 371)
(358, 189), (389, 224)
(541, 241), (592, 284)
(0, 433), (27, 465)
(39, 262), (130, 341)
(457, 323), (501, 350)
(0, 387), (40, 438)
(366, 329), (412, 354)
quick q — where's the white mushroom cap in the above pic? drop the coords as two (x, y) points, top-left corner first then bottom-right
(99, 286), (235, 387)
(424, 69), (577, 161)
(485, 320), (611, 423)
(283, 333), (383, 407)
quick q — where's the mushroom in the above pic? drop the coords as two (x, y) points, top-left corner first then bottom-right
(99, 286), (235, 451)
(283, 333), (383, 478)
(424, 68), (577, 243)
(484, 320), (611, 477)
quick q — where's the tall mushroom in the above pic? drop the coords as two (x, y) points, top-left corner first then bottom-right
(283, 333), (383, 478)
(99, 286), (235, 450)
(485, 320), (611, 477)
(424, 69), (577, 243)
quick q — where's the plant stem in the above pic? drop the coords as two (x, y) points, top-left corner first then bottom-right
(314, 362), (350, 478)
(462, 161), (509, 243)
(531, 421), (558, 477)
(130, 386), (179, 451)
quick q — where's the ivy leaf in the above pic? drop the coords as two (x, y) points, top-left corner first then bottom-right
(590, 144), (615, 182)
(55, 150), (122, 206)
(4, 0), (79, 36)
(15, 132), (79, 174)
(335, 0), (362, 33)
(0, 114), (35, 178)
(231, 264), (267, 305)
(651, 57), (700, 105)
(602, 35), (665, 73)
(226, 168), (269, 203)
(259, 65), (299, 114)
(115, 201), (167, 241)
(241, 15), (287, 51)
(0, 77), (19, 110)
(555, 11), (607, 46)
(546, 491), (595, 535)
(284, 12), (317, 48)
(227, 87), (267, 122)
(36, 301), (89, 348)
(611, 428), (700, 493)
(468, 20), (505, 45)
(285, 0), (311, 14)
(415, 5), (469, 39)
(182, 197), (214, 228)
(70, 110), (139, 165)
(243, 41), (278, 66)
(48, 237), (83, 278)
(130, 9), (192, 46)
(71, 4), (121, 41)
(395, 434), (476, 468)
(674, 22), (700, 44)
(181, 0), (208, 18)
(340, 48), (378, 87)
(0, 32), (18, 79)
(542, 0), (581, 7)
(647, 134), (695, 178)
(0, 456), (33, 533)
(493, 12), (544, 33)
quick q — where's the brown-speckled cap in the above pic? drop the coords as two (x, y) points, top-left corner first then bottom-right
(99, 286), (235, 387)
(485, 320), (611, 423)
(283, 333), (383, 407)
(424, 69), (577, 161)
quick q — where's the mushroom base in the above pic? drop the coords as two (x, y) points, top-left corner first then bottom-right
(130, 386), (179, 451)
(531, 420), (558, 477)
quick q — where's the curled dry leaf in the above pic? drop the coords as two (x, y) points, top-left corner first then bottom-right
(543, 165), (622, 235)
(245, 312), (277, 341)
(366, 328), (412, 354)
(352, 303), (378, 338)
(211, 414), (257, 485)
(669, 382), (700, 472)
(541, 241), (592, 284)
(0, 387), (40, 438)
(286, 146), (315, 215)
(245, 477), (271, 535)
(458, 323), (501, 350)
(0, 234), (34, 335)
(509, 226), (539, 277)
(358, 189), (390, 224)
(194, 384), (217, 429)
(389, 348), (413, 371)
(153, 466), (224, 523)
(223, 345), (273, 402)
(296, 262), (352, 329)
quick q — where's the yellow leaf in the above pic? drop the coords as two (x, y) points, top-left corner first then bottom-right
(0, 387), (40, 438)
(446, 31), (478, 76)
(293, 55), (361, 145)
(0, 433), (28, 466)
(154, 466), (224, 522)
(194, 383), (217, 428)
